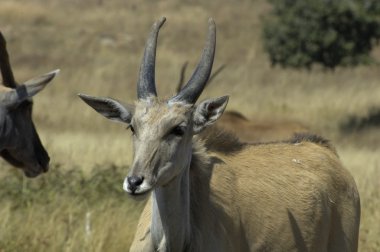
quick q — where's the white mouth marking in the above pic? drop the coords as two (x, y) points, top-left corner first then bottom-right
(123, 178), (152, 195)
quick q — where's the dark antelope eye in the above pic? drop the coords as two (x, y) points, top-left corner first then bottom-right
(128, 125), (135, 134)
(171, 126), (185, 136)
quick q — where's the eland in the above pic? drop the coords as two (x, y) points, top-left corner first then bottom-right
(79, 17), (360, 252)
(0, 32), (59, 177)
(216, 111), (310, 143)
(177, 62), (310, 143)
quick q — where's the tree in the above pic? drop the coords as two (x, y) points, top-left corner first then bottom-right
(262, 0), (380, 69)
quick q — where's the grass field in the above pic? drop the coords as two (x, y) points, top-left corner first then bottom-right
(0, 0), (379, 251)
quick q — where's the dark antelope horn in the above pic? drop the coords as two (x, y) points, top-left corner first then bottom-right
(0, 32), (17, 88)
(137, 17), (166, 100)
(176, 61), (189, 93)
(170, 18), (216, 104)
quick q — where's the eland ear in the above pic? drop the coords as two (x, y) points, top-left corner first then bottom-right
(22, 69), (60, 98)
(78, 94), (134, 124)
(0, 69), (59, 107)
(193, 96), (229, 134)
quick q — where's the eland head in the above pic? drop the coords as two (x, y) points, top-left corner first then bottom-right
(0, 32), (59, 177)
(79, 17), (228, 195)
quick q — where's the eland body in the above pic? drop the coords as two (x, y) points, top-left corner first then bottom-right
(79, 18), (360, 252)
(0, 32), (59, 177)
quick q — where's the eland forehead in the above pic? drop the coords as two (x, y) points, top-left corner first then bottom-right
(134, 98), (192, 133)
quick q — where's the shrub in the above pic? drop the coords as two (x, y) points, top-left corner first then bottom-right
(262, 0), (380, 69)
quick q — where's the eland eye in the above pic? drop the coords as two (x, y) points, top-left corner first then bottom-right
(171, 126), (185, 136)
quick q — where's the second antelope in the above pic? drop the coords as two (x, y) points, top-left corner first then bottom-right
(177, 62), (310, 143)
(79, 17), (360, 252)
(0, 32), (59, 177)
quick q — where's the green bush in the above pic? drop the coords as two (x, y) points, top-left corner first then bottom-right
(262, 0), (380, 69)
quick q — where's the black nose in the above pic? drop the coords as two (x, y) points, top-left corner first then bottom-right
(127, 175), (144, 193)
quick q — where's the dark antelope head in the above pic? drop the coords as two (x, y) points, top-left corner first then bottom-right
(79, 17), (228, 196)
(0, 32), (59, 177)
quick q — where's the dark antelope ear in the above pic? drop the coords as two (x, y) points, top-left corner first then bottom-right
(78, 94), (134, 124)
(0, 69), (59, 107)
(193, 96), (229, 134)
(22, 69), (60, 97)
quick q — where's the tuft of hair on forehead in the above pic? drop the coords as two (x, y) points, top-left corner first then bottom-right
(133, 96), (194, 127)
(134, 96), (193, 114)
(135, 96), (192, 108)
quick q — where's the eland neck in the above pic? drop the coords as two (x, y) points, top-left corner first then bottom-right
(151, 156), (192, 252)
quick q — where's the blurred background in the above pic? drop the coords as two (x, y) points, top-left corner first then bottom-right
(0, 0), (379, 251)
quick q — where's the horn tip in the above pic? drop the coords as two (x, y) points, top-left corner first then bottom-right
(154, 17), (166, 29)
(207, 18), (216, 33)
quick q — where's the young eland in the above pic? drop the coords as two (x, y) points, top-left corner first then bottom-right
(78, 17), (360, 252)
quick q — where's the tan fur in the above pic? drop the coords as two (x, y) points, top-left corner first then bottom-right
(133, 98), (192, 128)
(130, 132), (360, 252)
(217, 111), (310, 143)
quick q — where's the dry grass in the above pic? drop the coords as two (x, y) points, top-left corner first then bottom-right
(0, 0), (379, 251)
